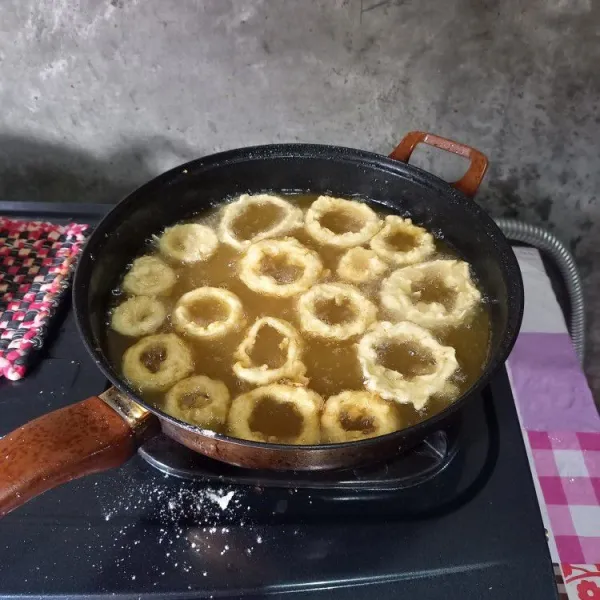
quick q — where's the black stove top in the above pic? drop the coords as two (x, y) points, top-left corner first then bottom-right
(0, 203), (557, 599)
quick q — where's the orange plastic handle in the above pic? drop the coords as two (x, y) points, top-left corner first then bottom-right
(389, 131), (489, 198)
(0, 397), (136, 517)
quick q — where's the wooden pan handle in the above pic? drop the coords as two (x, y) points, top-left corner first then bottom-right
(389, 131), (489, 198)
(0, 396), (138, 517)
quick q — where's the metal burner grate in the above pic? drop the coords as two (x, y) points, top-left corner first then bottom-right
(138, 421), (460, 492)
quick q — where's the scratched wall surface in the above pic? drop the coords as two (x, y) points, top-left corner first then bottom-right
(1, 0), (599, 400)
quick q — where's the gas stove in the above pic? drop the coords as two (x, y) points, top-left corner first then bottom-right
(0, 203), (557, 599)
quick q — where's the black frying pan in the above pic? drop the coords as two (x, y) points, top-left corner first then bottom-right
(0, 132), (523, 517)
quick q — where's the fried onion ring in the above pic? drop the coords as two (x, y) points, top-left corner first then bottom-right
(380, 260), (481, 329)
(357, 321), (458, 410)
(123, 333), (193, 392)
(336, 247), (389, 284)
(369, 215), (435, 266)
(233, 317), (308, 385)
(122, 255), (176, 297)
(158, 223), (218, 264)
(321, 390), (400, 442)
(164, 375), (231, 429)
(173, 287), (245, 340)
(110, 295), (166, 337)
(239, 237), (323, 298)
(218, 194), (303, 251)
(297, 282), (377, 341)
(304, 196), (382, 248)
(227, 384), (322, 444)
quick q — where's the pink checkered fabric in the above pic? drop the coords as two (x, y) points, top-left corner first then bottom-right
(507, 248), (600, 598)
(528, 431), (600, 563)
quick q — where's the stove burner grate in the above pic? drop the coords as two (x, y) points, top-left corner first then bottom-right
(138, 421), (460, 492)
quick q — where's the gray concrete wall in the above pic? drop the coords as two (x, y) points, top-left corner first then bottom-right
(1, 0), (599, 396)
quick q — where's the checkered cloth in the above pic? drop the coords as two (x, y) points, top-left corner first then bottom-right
(508, 247), (600, 599)
(529, 431), (600, 561)
(0, 217), (89, 380)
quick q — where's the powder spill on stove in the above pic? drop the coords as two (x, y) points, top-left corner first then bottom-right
(91, 470), (274, 583)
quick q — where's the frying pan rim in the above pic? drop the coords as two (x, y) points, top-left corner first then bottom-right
(73, 142), (524, 453)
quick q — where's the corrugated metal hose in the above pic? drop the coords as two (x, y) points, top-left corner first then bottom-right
(494, 218), (585, 364)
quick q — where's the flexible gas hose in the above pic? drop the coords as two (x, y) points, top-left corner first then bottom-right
(495, 219), (585, 364)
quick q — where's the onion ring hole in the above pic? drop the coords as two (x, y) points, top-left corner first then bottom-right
(259, 254), (304, 285)
(249, 396), (303, 440)
(231, 201), (285, 241)
(318, 209), (365, 234)
(375, 341), (437, 379)
(247, 323), (287, 368)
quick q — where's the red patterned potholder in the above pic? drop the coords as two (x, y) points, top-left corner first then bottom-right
(0, 218), (90, 381)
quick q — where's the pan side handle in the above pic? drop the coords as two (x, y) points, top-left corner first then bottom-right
(389, 131), (489, 198)
(0, 392), (158, 517)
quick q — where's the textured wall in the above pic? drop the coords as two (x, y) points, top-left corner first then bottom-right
(1, 0), (599, 395)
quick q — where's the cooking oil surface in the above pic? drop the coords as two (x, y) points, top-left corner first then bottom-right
(106, 194), (490, 441)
